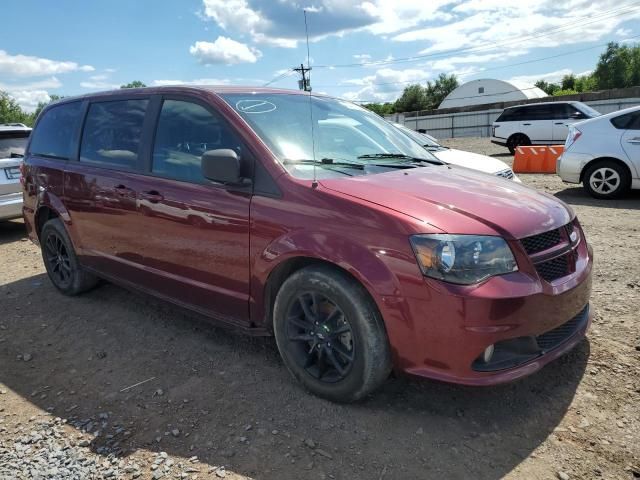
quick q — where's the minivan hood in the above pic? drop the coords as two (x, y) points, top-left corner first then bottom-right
(320, 166), (571, 239)
(431, 148), (510, 174)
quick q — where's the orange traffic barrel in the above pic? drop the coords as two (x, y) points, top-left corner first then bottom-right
(513, 145), (564, 174)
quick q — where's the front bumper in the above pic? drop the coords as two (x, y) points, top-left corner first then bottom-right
(379, 240), (593, 386)
(0, 192), (23, 221)
(491, 137), (507, 147)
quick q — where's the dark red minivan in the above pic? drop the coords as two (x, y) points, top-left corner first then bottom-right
(22, 86), (592, 401)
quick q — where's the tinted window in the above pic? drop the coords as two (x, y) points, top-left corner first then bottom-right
(496, 107), (522, 122)
(152, 100), (244, 183)
(522, 104), (553, 121)
(0, 131), (30, 158)
(29, 102), (82, 159)
(611, 112), (640, 130)
(80, 99), (148, 168)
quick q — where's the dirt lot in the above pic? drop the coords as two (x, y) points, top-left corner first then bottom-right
(1, 137), (639, 480)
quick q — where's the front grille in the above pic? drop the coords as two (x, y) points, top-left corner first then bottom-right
(536, 306), (589, 350)
(536, 253), (572, 282)
(495, 168), (514, 180)
(521, 228), (562, 255)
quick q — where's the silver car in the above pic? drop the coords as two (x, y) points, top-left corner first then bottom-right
(0, 124), (31, 221)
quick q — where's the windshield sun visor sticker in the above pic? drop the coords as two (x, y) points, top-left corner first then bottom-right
(236, 99), (277, 114)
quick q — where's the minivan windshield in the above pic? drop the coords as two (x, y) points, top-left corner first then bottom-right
(221, 93), (440, 179)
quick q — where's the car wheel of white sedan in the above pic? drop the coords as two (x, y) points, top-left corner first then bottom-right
(583, 160), (630, 199)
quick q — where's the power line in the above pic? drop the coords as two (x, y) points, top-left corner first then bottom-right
(314, 34), (640, 89)
(262, 69), (295, 87)
(311, 2), (640, 69)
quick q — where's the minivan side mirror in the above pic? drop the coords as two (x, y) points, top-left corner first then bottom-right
(201, 149), (248, 185)
(570, 111), (586, 119)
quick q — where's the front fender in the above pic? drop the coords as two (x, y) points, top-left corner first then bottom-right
(251, 229), (407, 326)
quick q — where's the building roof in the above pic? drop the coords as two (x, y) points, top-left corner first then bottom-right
(439, 78), (547, 109)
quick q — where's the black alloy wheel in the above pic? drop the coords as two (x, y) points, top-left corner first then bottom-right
(44, 231), (72, 289)
(285, 291), (355, 382)
(273, 265), (392, 402)
(40, 218), (99, 295)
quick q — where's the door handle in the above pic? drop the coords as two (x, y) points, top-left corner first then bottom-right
(554, 122), (565, 125)
(522, 123), (531, 126)
(628, 138), (640, 144)
(114, 184), (133, 196)
(139, 190), (164, 203)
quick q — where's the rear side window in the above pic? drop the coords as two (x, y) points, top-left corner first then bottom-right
(496, 108), (522, 122)
(522, 104), (553, 121)
(80, 99), (148, 168)
(29, 102), (82, 159)
(152, 100), (244, 183)
(611, 112), (640, 130)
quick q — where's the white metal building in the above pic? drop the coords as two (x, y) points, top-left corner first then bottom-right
(439, 78), (548, 109)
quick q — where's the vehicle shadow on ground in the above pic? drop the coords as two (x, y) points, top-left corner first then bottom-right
(490, 153), (513, 158)
(0, 219), (27, 245)
(0, 274), (588, 480)
(556, 187), (640, 209)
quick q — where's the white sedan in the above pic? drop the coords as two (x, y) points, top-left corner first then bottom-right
(393, 123), (520, 182)
(557, 105), (640, 199)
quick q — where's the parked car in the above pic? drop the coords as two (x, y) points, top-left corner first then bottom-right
(23, 87), (592, 402)
(491, 101), (601, 154)
(557, 105), (640, 199)
(0, 123), (31, 221)
(393, 123), (520, 181)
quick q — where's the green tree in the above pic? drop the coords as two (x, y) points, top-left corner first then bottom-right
(363, 102), (395, 116)
(593, 42), (630, 90)
(425, 73), (459, 109)
(0, 91), (31, 125)
(394, 84), (428, 113)
(560, 74), (576, 91)
(120, 80), (147, 89)
(535, 80), (560, 95)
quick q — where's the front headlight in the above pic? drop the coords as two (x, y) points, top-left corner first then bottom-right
(409, 234), (518, 285)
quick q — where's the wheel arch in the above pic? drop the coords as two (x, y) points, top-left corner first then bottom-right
(579, 156), (633, 183)
(255, 231), (402, 333)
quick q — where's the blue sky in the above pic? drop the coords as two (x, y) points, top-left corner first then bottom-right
(1, 0), (639, 111)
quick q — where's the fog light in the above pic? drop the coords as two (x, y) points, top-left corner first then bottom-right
(483, 344), (495, 363)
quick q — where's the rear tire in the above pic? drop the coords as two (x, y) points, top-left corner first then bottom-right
(583, 160), (630, 199)
(273, 265), (392, 402)
(40, 218), (99, 295)
(507, 134), (530, 154)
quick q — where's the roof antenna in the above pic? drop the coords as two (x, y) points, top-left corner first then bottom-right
(303, 9), (318, 189)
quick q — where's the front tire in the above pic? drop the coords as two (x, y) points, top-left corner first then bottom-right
(583, 160), (630, 199)
(40, 218), (99, 295)
(273, 265), (392, 402)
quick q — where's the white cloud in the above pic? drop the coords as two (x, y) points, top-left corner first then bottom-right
(0, 77), (63, 112)
(0, 50), (93, 77)
(80, 80), (120, 90)
(189, 36), (261, 64)
(394, 0), (640, 57)
(341, 67), (432, 102)
(152, 78), (230, 86)
(199, 0), (379, 48)
(509, 68), (593, 85)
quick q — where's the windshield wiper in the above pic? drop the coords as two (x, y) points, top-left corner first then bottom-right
(357, 153), (444, 165)
(282, 158), (364, 169)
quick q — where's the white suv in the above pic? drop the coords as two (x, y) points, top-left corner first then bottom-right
(0, 123), (31, 221)
(491, 101), (601, 154)
(557, 105), (640, 199)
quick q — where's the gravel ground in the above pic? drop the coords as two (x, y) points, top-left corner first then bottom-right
(1, 137), (639, 480)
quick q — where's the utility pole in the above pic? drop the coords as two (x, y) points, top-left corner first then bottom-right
(294, 63), (312, 92)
